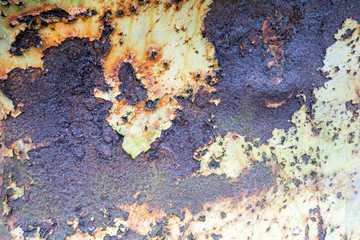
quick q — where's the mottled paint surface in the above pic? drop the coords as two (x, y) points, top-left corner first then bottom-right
(0, 0), (359, 239)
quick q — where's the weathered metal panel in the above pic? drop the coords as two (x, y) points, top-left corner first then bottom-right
(0, 0), (359, 239)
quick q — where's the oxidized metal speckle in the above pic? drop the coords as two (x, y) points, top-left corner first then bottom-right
(0, 0), (359, 239)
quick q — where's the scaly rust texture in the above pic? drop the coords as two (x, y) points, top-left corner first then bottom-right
(1, 0), (219, 158)
(0, 0), (359, 239)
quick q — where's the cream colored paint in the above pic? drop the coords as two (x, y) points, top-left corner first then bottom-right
(98, 0), (218, 158)
(3, 179), (24, 216)
(184, 18), (360, 240)
(1, 1), (359, 239)
(1, 0), (218, 158)
(194, 132), (271, 178)
(0, 90), (17, 120)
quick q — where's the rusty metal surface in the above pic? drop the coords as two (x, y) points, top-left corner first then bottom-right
(0, 0), (359, 239)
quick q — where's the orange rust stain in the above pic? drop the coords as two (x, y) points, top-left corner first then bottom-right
(352, 77), (360, 98)
(261, 13), (285, 85)
(9, 136), (51, 161)
(0, 8), (103, 79)
(7, 4), (57, 25)
(271, 76), (283, 85)
(261, 13), (285, 59)
(1, 0), (218, 158)
(7, 5), (88, 25)
(146, 45), (163, 62)
(265, 99), (287, 108)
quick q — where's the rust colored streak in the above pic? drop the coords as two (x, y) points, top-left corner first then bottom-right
(7, 4), (58, 25)
(261, 8), (302, 85)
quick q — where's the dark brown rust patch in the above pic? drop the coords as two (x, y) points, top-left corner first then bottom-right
(8, 7), (98, 56)
(346, 100), (359, 122)
(143, 162), (275, 218)
(203, 0), (360, 140)
(117, 62), (147, 105)
(145, 98), (159, 110)
(8, 7), (96, 26)
(1, 37), (143, 238)
(0, 36), (275, 238)
(10, 27), (41, 56)
(16, 218), (58, 239)
(15, 8), (70, 25)
(146, 89), (217, 179)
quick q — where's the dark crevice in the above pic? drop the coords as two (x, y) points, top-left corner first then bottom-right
(117, 62), (147, 105)
(9, 27), (41, 56)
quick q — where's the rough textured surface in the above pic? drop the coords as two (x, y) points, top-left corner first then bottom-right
(117, 62), (147, 106)
(204, 0), (360, 140)
(1, 0), (220, 159)
(0, 0), (359, 239)
(0, 30), (272, 240)
(190, 18), (360, 239)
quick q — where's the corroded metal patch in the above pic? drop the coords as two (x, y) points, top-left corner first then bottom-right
(1, 0), (219, 158)
(0, 0), (359, 239)
(193, 18), (360, 239)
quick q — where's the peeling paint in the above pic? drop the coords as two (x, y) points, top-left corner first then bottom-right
(1, 0), (218, 158)
(66, 217), (128, 240)
(190, 18), (360, 239)
(0, 0), (359, 239)
(97, 0), (218, 157)
(0, 90), (21, 120)
(3, 178), (24, 216)
(194, 132), (268, 178)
